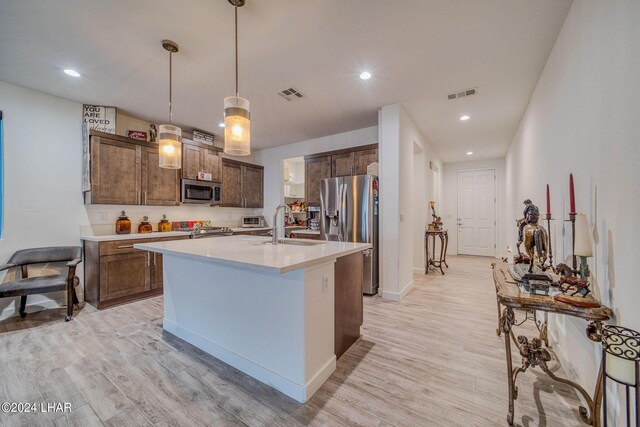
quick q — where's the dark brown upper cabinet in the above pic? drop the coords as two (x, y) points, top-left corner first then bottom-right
(182, 141), (222, 183)
(221, 158), (264, 208)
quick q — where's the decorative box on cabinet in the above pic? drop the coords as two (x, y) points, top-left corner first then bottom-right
(83, 235), (188, 309)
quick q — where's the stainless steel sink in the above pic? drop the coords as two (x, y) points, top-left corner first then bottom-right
(263, 239), (324, 246)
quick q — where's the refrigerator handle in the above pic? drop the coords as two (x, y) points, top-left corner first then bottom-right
(340, 182), (348, 242)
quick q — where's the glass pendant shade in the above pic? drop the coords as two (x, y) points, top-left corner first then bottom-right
(224, 96), (251, 156)
(158, 124), (182, 169)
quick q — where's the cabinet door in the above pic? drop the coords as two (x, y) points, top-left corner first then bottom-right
(331, 152), (355, 177)
(203, 149), (222, 182)
(305, 156), (331, 206)
(354, 148), (378, 175)
(140, 147), (181, 206)
(182, 144), (202, 180)
(151, 252), (163, 290)
(221, 160), (243, 207)
(242, 165), (264, 208)
(90, 136), (140, 204)
(99, 251), (150, 301)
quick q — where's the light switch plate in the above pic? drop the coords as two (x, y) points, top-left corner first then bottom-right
(400, 213), (406, 222)
(322, 276), (329, 292)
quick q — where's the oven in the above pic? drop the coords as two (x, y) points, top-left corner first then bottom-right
(181, 179), (221, 205)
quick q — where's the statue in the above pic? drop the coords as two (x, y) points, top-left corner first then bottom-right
(428, 200), (443, 231)
(515, 199), (548, 272)
(149, 124), (157, 142)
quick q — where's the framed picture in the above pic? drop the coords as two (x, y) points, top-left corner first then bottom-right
(127, 130), (148, 141)
(192, 129), (215, 146)
(83, 104), (116, 134)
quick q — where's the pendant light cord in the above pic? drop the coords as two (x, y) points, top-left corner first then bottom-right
(235, 1), (239, 97)
(169, 50), (173, 124)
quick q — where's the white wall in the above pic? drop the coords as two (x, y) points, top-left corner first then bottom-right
(504, 1), (640, 423)
(253, 126), (378, 222)
(0, 81), (88, 317)
(0, 81), (259, 318)
(442, 158), (506, 257)
(379, 104), (442, 300)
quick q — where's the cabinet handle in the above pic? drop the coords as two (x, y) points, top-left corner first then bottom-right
(144, 191), (147, 205)
(146, 252), (150, 266)
(137, 190), (141, 205)
(153, 252), (156, 266)
(117, 244), (134, 249)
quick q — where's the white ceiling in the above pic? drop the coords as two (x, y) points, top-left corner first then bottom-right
(0, 0), (571, 162)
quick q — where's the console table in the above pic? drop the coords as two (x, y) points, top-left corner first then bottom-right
(425, 229), (448, 275)
(492, 261), (612, 426)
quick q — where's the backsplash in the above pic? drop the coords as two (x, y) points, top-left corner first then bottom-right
(83, 205), (262, 235)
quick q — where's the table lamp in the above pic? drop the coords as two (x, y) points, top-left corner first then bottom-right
(602, 325), (639, 426)
(573, 213), (592, 280)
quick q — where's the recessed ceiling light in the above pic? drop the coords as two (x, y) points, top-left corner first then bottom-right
(466, 151), (473, 155)
(63, 69), (81, 77)
(359, 71), (372, 80)
(218, 122), (225, 128)
(460, 115), (470, 121)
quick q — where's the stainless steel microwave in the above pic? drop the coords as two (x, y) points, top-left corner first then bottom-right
(181, 179), (221, 205)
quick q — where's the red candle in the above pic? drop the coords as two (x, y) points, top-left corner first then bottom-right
(546, 184), (551, 215)
(569, 173), (576, 213)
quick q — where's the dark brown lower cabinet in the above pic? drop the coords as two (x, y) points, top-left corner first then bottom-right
(334, 251), (364, 359)
(83, 236), (188, 309)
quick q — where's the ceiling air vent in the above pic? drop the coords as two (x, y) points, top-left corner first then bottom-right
(447, 87), (477, 100)
(277, 87), (305, 101)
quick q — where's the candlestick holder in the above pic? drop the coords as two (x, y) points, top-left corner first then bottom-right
(545, 213), (554, 269)
(602, 325), (639, 427)
(569, 212), (578, 275)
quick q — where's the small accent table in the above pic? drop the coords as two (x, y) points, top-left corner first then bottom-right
(424, 229), (448, 275)
(492, 261), (612, 426)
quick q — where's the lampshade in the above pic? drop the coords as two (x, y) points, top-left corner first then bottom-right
(224, 96), (250, 156)
(574, 213), (593, 257)
(158, 124), (182, 169)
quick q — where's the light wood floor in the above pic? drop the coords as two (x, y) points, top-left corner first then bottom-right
(0, 256), (587, 426)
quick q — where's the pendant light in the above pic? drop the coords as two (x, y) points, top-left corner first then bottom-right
(159, 39), (182, 169)
(224, 0), (251, 156)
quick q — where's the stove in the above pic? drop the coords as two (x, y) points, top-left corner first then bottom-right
(173, 225), (234, 239)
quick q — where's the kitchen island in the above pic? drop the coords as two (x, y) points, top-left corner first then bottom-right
(134, 235), (370, 402)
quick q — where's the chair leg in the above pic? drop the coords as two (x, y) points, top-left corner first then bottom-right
(19, 295), (28, 318)
(65, 284), (73, 322)
(72, 286), (79, 306)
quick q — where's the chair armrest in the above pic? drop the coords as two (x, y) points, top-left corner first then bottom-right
(66, 259), (82, 268)
(0, 263), (16, 272)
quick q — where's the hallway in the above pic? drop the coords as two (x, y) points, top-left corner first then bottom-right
(0, 256), (585, 426)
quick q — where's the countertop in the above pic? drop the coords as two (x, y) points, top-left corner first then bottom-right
(80, 231), (191, 242)
(230, 227), (273, 232)
(134, 235), (370, 274)
(292, 229), (320, 235)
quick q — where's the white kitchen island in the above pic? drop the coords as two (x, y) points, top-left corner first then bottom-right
(134, 235), (370, 403)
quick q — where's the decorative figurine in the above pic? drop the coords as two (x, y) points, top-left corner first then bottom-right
(428, 200), (443, 231)
(149, 124), (157, 142)
(515, 199), (548, 272)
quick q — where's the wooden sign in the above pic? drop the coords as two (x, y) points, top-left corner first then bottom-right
(83, 104), (116, 134)
(128, 130), (148, 141)
(192, 129), (215, 146)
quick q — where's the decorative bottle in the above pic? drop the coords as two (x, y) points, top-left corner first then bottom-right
(115, 210), (131, 235)
(138, 216), (153, 234)
(158, 215), (172, 232)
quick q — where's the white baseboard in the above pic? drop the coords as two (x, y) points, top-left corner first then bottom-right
(163, 319), (336, 403)
(412, 267), (424, 274)
(381, 280), (414, 301)
(0, 290), (85, 321)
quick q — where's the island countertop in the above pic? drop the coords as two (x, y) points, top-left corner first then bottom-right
(134, 235), (371, 274)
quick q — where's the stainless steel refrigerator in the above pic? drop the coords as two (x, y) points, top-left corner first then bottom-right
(320, 175), (379, 295)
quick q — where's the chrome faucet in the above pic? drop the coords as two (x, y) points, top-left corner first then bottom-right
(273, 203), (290, 245)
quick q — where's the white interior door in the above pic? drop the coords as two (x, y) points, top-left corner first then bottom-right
(457, 169), (496, 256)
